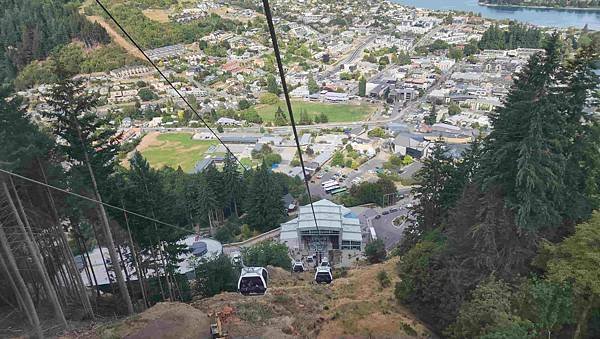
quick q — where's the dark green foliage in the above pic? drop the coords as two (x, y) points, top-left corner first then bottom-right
(478, 22), (543, 50)
(193, 254), (238, 297)
(298, 109), (312, 125)
(102, 5), (238, 49)
(358, 77), (366, 97)
(267, 74), (281, 96)
(138, 87), (158, 101)
(242, 241), (290, 269)
(273, 106), (288, 126)
(0, 0), (110, 83)
(480, 35), (599, 230)
(214, 218), (241, 244)
(245, 162), (286, 232)
(343, 178), (396, 207)
(307, 74), (320, 94)
(409, 142), (460, 237)
(365, 239), (386, 263)
(238, 99), (251, 110)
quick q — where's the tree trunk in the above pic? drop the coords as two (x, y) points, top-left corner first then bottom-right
(76, 124), (134, 315)
(0, 250), (31, 326)
(91, 215), (117, 296)
(151, 246), (166, 301)
(574, 296), (594, 339)
(122, 207), (148, 309)
(2, 181), (68, 329)
(37, 159), (94, 319)
(0, 221), (43, 338)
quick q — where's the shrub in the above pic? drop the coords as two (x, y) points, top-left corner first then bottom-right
(365, 239), (386, 264)
(377, 270), (391, 288)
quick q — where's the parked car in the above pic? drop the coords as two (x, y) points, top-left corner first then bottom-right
(390, 208), (398, 213)
(374, 214), (381, 219)
(382, 210), (390, 215)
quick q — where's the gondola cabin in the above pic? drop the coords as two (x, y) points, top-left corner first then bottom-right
(292, 260), (305, 272)
(238, 267), (268, 295)
(314, 266), (333, 284)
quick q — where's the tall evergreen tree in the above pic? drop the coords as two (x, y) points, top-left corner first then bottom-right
(245, 162), (285, 232)
(222, 152), (243, 216)
(480, 34), (567, 230)
(43, 72), (134, 314)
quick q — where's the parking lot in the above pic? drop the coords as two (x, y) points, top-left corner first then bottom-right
(353, 189), (414, 250)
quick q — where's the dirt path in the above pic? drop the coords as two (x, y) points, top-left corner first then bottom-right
(84, 14), (145, 59)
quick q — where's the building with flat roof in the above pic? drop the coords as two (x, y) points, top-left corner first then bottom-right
(280, 199), (363, 267)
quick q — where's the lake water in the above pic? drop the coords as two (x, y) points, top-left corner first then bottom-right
(392, 0), (600, 30)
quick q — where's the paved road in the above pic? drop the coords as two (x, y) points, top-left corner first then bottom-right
(356, 192), (415, 250)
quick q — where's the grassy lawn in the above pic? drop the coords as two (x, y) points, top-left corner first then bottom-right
(255, 101), (375, 123)
(140, 133), (216, 172)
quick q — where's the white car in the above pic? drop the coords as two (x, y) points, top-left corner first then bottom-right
(320, 257), (330, 267)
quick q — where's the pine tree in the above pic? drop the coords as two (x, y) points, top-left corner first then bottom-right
(222, 152), (243, 216)
(480, 34), (567, 230)
(245, 162), (285, 232)
(43, 71), (134, 314)
(273, 105), (288, 126)
(358, 76), (367, 97)
(266, 74), (281, 96)
(308, 73), (320, 94)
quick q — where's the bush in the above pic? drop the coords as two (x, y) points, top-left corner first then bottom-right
(242, 241), (290, 269)
(377, 270), (391, 288)
(365, 239), (386, 264)
(193, 254), (238, 297)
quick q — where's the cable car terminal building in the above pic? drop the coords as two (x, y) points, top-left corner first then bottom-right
(280, 199), (364, 267)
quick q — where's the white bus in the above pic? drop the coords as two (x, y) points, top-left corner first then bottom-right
(324, 184), (341, 193)
(321, 180), (336, 187)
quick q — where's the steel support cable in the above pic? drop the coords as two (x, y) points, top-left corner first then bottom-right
(94, 0), (247, 171)
(0, 168), (193, 236)
(260, 0), (323, 254)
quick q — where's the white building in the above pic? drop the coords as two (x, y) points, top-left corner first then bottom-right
(280, 200), (363, 267)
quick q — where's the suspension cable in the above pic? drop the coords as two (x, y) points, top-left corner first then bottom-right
(94, 0), (247, 171)
(0, 168), (193, 235)
(261, 0), (323, 253)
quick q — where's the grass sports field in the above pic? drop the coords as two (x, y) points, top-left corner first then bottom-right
(255, 101), (375, 123)
(139, 133), (216, 172)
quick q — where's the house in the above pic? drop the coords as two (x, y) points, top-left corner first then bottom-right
(324, 92), (349, 102)
(216, 117), (242, 126)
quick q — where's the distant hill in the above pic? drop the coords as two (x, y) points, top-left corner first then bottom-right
(0, 0), (110, 84)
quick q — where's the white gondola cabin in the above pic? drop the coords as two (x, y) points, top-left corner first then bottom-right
(238, 267), (268, 295)
(292, 260), (305, 272)
(314, 266), (333, 284)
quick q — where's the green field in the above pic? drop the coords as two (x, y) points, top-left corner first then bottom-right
(140, 133), (216, 172)
(256, 101), (375, 123)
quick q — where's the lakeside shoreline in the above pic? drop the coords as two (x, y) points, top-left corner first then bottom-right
(478, 2), (600, 12)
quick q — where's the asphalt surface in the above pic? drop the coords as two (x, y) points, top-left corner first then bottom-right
(355, 191), (415, 250)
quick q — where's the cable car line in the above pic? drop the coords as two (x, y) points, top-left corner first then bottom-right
(0, 168), (193, 235)
(260, 0), (324, 257)
(94, 0), (248, 171)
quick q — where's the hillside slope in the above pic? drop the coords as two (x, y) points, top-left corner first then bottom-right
(193, 257), (433, 338)
(82, 258), (433, 338)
